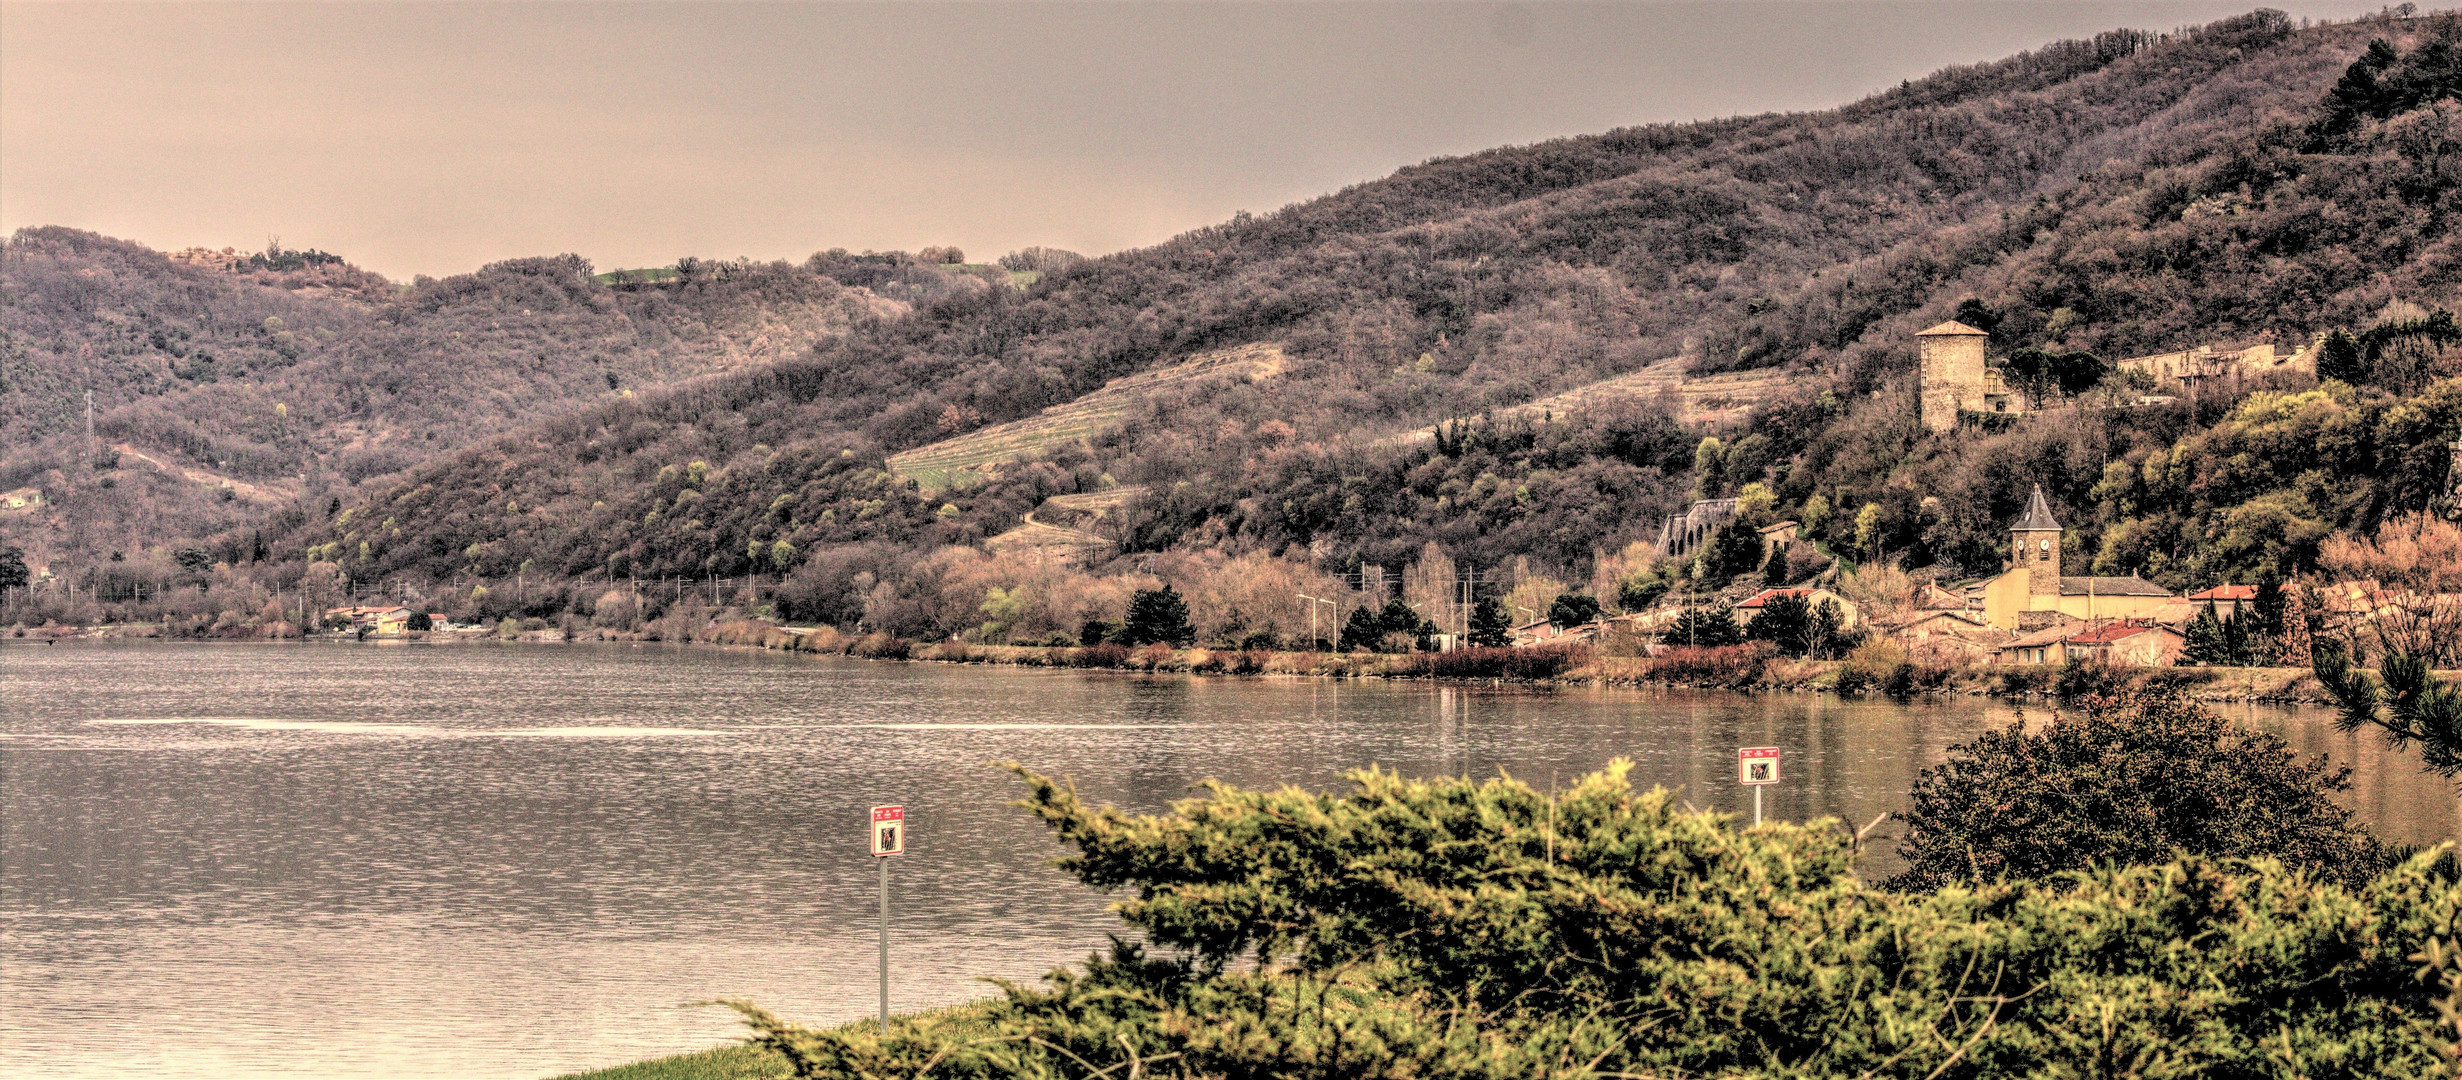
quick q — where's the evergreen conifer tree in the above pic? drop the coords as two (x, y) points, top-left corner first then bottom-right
(1468, 596), (1513, 648)
(2317, 329), (2366, 384)
(2279, 589), (2313, 668)
(1547, 592), (1602, 629)
(1744, 593), (1814, 657)
(1708, 520), (1765, 578)
(1890, 683), (2384, 891)
(1663, 606), (1743, 647)
(1377, 598), (1435, 651)
(1339, 605), (1385, 652)
(2183, 602), (2229, 665)
(1118, 586), (1194, 647)
(2315, 644), (2462, 785)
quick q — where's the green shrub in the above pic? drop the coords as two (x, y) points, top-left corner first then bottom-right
(1068, 643), (1130, 669)
(729, 756), (2459, 1078)
(1645, 641), (1774, 685)
(847, 633), (910, 660)
(1890, 682), (2387, 892)
(1394, 644), (1586, 680)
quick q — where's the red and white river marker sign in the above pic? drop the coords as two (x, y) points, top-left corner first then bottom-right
(871, 805), (906, 857)
(1737, 747), (1780, 786)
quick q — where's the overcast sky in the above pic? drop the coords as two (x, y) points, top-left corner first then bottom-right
(1, 1), (2386, 281)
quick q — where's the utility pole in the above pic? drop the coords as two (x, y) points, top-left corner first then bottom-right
(1297, 593), (1336, 651)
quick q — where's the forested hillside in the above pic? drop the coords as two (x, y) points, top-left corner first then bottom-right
(0, 231), (916, 566)
(13, 9), (2462, 648)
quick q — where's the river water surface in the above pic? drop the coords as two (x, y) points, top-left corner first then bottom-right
(4, 641), (2453, 1078)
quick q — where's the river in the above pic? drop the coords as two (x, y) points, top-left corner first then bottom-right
(3, 640), (2452, 1078)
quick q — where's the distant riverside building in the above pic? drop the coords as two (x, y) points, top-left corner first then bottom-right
(1978, 485), (2176, 629)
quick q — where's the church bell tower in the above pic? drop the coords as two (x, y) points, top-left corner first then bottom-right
(2011, 485), (2061, 598)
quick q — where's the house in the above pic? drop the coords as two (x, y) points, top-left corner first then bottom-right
(2063, 620), (2188, 667)
(1757, 520), (1800, 561)
(2144, 601), (2200, 628)
(1876, 608), (2010, 662)
(1878, 608), (1990, 641)
(1993, 619), (2084, 665)
(2113, 336), (2320, 392)
(1732, 587), (1860, 629)
(2183, 584), (2258, 621)
(322, 605), (420, 635)
(1979, 486), (2177, 629)
(1916, 625), (2014, 663)
(1913, 582), (1969, 610)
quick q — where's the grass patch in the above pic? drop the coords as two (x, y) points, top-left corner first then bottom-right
(548, 1042), (785, 1080)
(887, 342), (1286, 491)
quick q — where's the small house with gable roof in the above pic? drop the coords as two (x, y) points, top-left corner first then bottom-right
(1732, 586), (1859, 629)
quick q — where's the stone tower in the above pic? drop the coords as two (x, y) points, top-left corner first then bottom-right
(1916, 320), (1990, 433)
(2011, 484), (2062, 597)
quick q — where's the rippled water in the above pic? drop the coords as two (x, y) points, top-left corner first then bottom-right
(4, 641), (2452, 1078)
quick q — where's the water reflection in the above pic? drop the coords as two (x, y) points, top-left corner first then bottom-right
(2, 641), (2451, 1079)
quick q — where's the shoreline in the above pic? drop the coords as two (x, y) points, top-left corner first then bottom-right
(13, 618), (2356, 706)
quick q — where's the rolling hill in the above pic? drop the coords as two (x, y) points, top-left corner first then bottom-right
(13, 8), (2462, 645)
(0, 233), (915, 569)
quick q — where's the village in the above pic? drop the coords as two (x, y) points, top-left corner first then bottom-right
(1502, 320), (2432, 676)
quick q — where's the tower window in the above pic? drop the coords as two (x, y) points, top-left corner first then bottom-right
(2038, 538), (2050, 561)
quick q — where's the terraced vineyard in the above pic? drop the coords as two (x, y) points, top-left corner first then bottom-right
(888, 343), (1289, 491)
(1390, 358), (1805, 445)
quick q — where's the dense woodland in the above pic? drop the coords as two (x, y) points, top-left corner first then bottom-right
(0, 232), (917, 569)
(9, 9), (2462, 650)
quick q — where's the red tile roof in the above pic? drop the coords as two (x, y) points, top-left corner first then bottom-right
(2184, 584), (2258, 601)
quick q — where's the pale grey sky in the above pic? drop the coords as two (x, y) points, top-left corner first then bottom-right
(1, 2), (2385, 280)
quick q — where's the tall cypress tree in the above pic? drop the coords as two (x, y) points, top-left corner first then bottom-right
(2221, 606), (2251, 667)
(2279, 589), (2314, 668)
(2183, 603), (2229, 666)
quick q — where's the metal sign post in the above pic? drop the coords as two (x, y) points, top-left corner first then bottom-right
(1737, 747), (1780, 826)
(870, 805), (905, 1028)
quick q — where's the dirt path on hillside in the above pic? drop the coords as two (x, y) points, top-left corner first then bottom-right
(112, 443), (296, 505)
